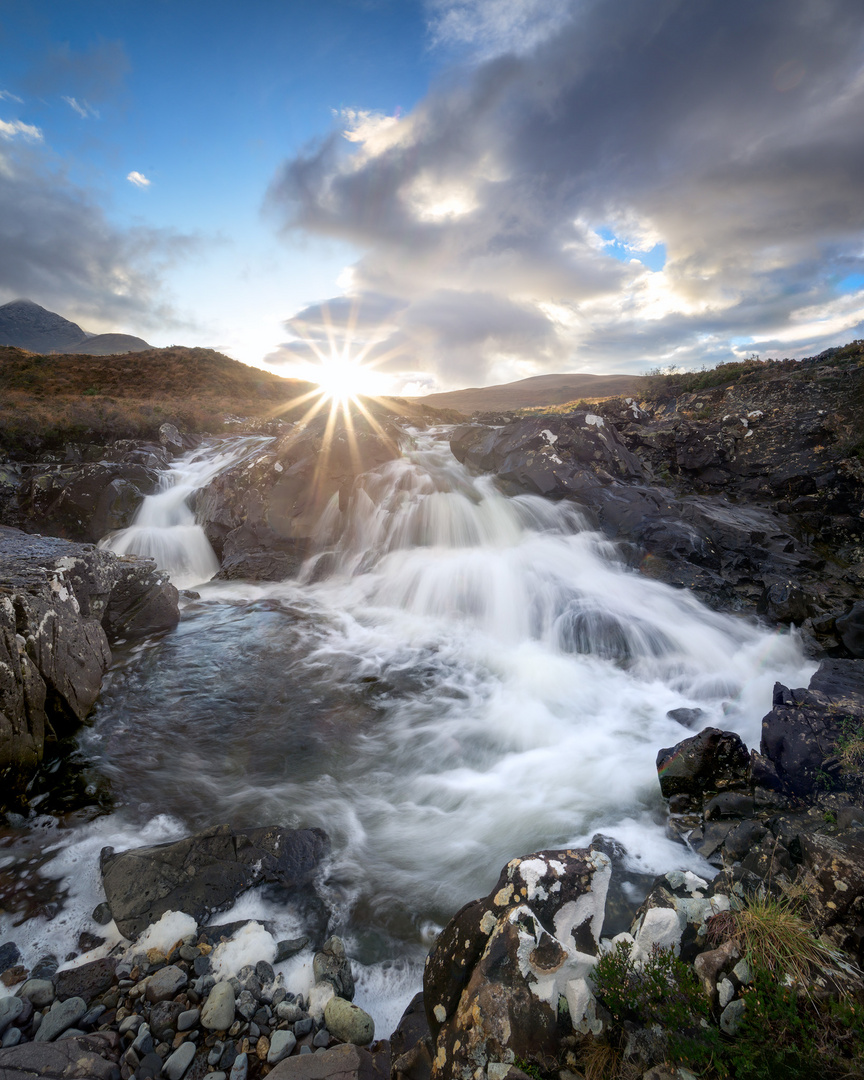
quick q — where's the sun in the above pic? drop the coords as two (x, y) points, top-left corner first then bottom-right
(313, 354), (384, 403)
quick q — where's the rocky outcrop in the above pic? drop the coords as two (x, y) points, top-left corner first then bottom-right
(99, 824), (331, 939)
(0, 440), (171, 542)
(449, 354), (864, 651)
(0, 528), (179, 808)
(423, 843), (614, 1080)
(198, 412), (401, 581)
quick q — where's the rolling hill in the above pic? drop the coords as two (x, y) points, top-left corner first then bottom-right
(414, 371), (641, 413)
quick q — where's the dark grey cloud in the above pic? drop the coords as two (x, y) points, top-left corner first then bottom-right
(0, 144), (198, 331)
(267, 0), (864, 388)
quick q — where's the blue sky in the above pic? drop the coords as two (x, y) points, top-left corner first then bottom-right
(1, 0), (864, 392)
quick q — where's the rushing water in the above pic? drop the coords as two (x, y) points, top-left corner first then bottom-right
(0, 427), (813, 1031)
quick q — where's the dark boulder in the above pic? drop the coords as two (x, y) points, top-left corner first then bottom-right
(656, 727), (750, 801)
(0, 528), (179, 809)
(52, 958), (116, 1003)
(837, 601), (864, 658)
(198, 411), (401, 581)
(99, 823), (331, 939)
(760, 658), (864, 797)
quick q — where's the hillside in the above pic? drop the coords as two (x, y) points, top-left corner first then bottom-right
(0, 298), (151, 355)
(0, 344), (318, 454)
(415, 371), (640, 412)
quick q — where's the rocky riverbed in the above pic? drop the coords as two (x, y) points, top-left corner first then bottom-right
(1, 347), (863, 1078)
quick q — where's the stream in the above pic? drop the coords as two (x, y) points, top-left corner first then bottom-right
(0, 427), (813, 1034)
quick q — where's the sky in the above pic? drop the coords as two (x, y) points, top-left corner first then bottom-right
(1, 0), (863, 394)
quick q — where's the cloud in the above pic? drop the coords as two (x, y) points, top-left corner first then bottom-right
(268, 0), (864, 389)
(0, 119), (42, 142)
(0, 142), (196, 331)
(127, 171), (151, 188)
(0, 91), (24, 104)
(63, 96), (99, 120)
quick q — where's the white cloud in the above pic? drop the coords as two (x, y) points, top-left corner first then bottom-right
(0, 119), (42, 142)
(426, 0), (574, 57)
(0, 91), (24, 104)
(63, 95), (99, 120)
(126, 170), (151, 188)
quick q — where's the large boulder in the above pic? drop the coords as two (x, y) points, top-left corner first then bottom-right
(424, 843), (613, 1080)
(198, 411), (401, 581)
(760, 659), (864, 797)
(99, 823), (331, 939)
(0, 528), (179, 808)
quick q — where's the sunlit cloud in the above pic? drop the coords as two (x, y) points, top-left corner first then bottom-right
(127, 170), (151, 188)
(0, 119), (42, 142)
(270, 0), (864, 387)
(63, 95), (99, 120)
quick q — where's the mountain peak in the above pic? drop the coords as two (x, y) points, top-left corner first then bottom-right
(0, 299), (150, 355)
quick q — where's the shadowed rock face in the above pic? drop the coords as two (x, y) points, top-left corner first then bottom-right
(99, 824), (331, 939)
(198, 411), (402, 581)
(0, 528), (179, 808)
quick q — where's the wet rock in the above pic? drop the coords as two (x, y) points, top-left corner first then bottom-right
(145, 964), (188, 1004)
(163, 1039), (197, 1080)
(0, 1031), (121, 1079)
(0, 528), (179, 808)
(323, 998), (374, 1045)
(656, 727), (750, 801)
(274, 937), (309, 963)
(267, 1041), (390, 1080)
(201, 982), (236, 1032)
(268, 1029), (297, 1064)
(100, 823), (330, 938)
(53, 957), (117, 1002)
(202, 411), (401, 581)
(425, 843), (613, 1080)
(313, 938), (354, 1001)
(760, 659), (864, 797)
(16, 979), (55, 1007)
(837, 601), (864, 657)
(0, 945), (20, 977)
(0, 1000), (24, 1038)
(34, 995), (87, 1041)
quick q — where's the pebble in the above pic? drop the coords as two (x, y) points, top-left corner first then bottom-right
(30, 955), (58, 980)
(203, 1074), (227, 1080)
(145, 965), (188, 1004)
(34, 996), (87, 1042)
(0, 996), (25, 1036)
(274, 937), (308, 963)
(313, 1028), (331, 1048)
(163, 1039), (197, 1080)
(17, 978), (55, 1007)
(324, 997), (374, 1046)
(229, 1051), (248, 1080)
(294, 1016), (313, 1037)
(276, 1001), (303, 1023)
(119, 1013), (143, 1035)
(1, 1027), (23, 1048)
(256, 1035), (269, 1061)
(267, 1029), (296, 1064)
(255, 961), (275, 985)
(137, 1051), (164, 1079)
(201, 982), (235, 1031)
(178, 1008), (200, 1031)
(92, 902), (113, 925)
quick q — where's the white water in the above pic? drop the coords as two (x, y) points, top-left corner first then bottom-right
(97, 436), (272, 589)
(1, 426), (815, 1032)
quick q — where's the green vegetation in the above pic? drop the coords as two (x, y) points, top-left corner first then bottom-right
(592, 940), (721, 1072)
(580, 890), (863, 1079)
(836, 717), (864, 771)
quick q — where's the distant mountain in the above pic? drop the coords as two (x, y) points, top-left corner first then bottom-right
(415, 371), (641, 413)
(0, 299), (151, 355)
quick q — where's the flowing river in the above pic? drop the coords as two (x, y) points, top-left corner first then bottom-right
(0, 427), (813, 1033)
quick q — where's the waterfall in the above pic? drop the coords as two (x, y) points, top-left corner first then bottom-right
(98, 436), (271, 590)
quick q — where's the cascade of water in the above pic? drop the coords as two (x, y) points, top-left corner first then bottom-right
(98, 435), (272, 589)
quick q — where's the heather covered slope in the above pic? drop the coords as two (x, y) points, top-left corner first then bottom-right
(0, 344), (318, 454)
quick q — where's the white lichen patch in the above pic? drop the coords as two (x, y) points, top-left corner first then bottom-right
(517, 858), (554, 901)
(665, 870), (708, 895)
(631, 906), (684, 963)
(585, 414), (604, 428)
(434, 1004), (447, 1023)
(540, 429), (558, 444)
(508, 905), (598, 1007)
(274, 461), (284, 472)
(565, 977), (604, 1036)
